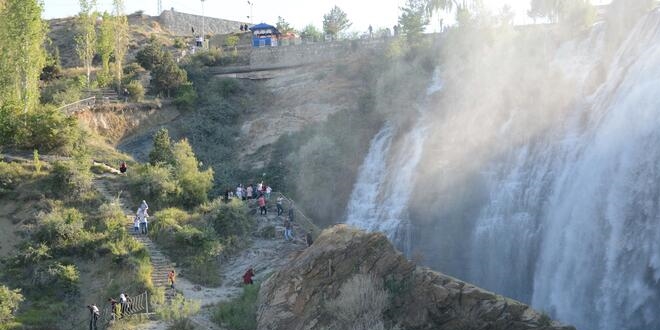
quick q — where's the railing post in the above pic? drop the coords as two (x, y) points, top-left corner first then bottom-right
(145, 291), (149, 314)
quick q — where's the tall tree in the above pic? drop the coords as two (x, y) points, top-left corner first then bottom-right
(399, 0), (430, 43)
(323, 6), (351, 40)
(76, 0), (97, 87)
(276, 16), (294, 34)
(112, 0), (129, 88)
(0, 0), (47, 113)
(300, 24), (323, 42)
(96, 12), (113, 87)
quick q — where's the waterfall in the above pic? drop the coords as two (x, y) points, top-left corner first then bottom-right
(466, 11), (660, 330)
(346, 74), (442, 239)
(346, 9), (660, 330)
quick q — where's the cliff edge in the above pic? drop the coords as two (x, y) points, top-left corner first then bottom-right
(257, 225), (575, 330)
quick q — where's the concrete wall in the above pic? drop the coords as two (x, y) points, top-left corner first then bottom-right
(158, 10), (246, 36)
(248, 39), (388, 67)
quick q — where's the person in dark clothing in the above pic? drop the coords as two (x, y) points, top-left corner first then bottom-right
(108, 298), (119, 320)
(306, 232), (313, 247)
(243, 267), (255, 285)
(119, 161), (127, 174)
(88, 304), (100, 330)
(288, 205), (295, 223)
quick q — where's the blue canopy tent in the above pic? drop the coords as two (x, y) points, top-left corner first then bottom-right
(249, 23), (281, 47)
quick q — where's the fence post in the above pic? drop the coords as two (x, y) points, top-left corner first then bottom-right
(145, 292), (149, 314)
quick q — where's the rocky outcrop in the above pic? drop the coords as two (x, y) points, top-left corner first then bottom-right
(257, 225), (575, 330)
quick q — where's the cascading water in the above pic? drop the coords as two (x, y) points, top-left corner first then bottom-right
(346, 74), (442, 241)
(346, 9), (660, 330)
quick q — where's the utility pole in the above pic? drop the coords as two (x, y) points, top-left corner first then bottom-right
(157, 0), (162, 14)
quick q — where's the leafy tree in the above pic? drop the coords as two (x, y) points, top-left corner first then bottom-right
(135, 41), (166, 70)
(112, 0), (129, 88)
(323, 6), (351, 40)
(0, 0), (47, 113)
(97, 12), (114, 87)
(151, 59), (188, 97)
(528, 0), (595, 27)
(149, 128), (175, 165)
(75, 0), (97, 87)
(172, 139), (214, 207)
(276, 16), (294, 34)
(300, 24), (323, 42)
(399, 0), (430, 43)
(0, 285), (23, 326)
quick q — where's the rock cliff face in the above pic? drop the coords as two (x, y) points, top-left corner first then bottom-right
(257, 225), (575, 330)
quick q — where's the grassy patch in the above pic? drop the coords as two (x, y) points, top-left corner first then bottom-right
(212, 283), (260, 330)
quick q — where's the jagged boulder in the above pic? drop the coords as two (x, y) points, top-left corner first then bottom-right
(256, 225), (575, 330)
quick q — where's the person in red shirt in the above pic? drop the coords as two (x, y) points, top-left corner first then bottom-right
(243, 267), (255, 285)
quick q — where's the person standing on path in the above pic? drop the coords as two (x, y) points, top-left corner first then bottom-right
(284, 219), (293, 241)
(246, 185), (253, 200)
(276, 196), (284, 216)
(168, 270), (176, 289)
(265, 185), (272, 200)
(87, 304), (100, 330)
(243, 267), (255, 285)
(133, 216), (140, 233)
(288, 202), (295, 223)
(258, 194), (267, 215)
(140, 209), (149, 235)
(306, 232), (314, 247)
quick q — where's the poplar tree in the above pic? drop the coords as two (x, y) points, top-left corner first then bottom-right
(0, 0), (47, 113)
(96, 12), (113, 87)
(76, 0), (97, 87)
(112, 0), (129, 88)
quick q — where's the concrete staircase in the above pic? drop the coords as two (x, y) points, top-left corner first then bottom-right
(93, 176), (177, 301)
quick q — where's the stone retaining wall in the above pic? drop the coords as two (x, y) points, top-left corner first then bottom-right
(158, 10), (246, 36)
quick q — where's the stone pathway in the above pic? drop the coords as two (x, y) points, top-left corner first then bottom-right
(93, 174), (309, 329)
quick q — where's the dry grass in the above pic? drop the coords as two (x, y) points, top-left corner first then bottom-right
(328, 274), (390, 330)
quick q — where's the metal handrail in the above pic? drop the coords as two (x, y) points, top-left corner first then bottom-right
(56, 96), (96, 114)
(274, 192), (321, 237)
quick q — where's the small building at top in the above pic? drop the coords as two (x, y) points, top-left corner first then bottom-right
(249, 23), (281, 47)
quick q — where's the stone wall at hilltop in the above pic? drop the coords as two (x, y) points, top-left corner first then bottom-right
(158, 10), (246, 36)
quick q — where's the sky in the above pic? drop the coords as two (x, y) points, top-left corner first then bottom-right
(42, 0), (611, 33)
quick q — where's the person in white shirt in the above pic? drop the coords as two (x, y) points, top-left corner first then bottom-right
(140, 209), (149, 235)
(265, 185), (272, 199)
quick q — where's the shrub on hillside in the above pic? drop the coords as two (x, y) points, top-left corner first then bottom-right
(212, 284), (259, 330)
(136, 42), (167, 71)
(0, 161), (29, 194)
(156, 294), (200, 321)
(149, 128), (175, 166)
(50, 160), (93, 199)
(206, 199), (253, 241)
(126, 80), (145, 102)
(174, 82), (197, 111)
(0, 286), (24, 327)
(129, 164), (179, 209)
(172, 139), (214, 207)
(33, 206), (94, 256)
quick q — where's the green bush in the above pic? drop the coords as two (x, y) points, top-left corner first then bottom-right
(34, 207), (86, 247)
(174, 82), (197, 111)
(156, 294), (200, 321)
(128, 164), (179, 209)
(212, 283), (260, 330)
(206, 199), (253, 241)
(0, 162), (29, 194)
(50, 160), (93, 199)
(0, 286), (23, 328)
(126, 80), (145, 102)
(172, 139), (214, 208)
(136, 42), (167, 71)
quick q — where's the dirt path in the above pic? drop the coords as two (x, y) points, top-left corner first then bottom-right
(93, 173), (307, 329)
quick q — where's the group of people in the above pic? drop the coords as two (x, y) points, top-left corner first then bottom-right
(232, 182), (272, 201)
(106, 292), (132, 321)
(134, 200), (149, 235)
